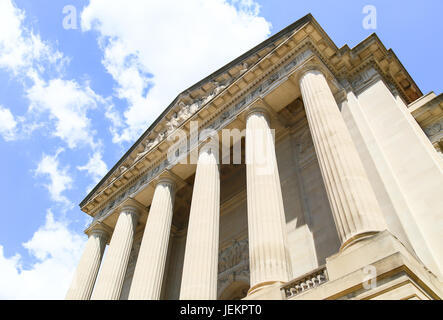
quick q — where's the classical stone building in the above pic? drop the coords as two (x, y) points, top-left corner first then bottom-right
(66, 14), (443, 300)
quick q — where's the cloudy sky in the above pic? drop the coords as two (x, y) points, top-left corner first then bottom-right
(0, 0), (441, 299)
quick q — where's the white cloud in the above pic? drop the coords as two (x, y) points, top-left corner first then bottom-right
(0, 1), (102, 300)
(0, 105), (17, 141)
(0, 0), (65, 76)
(27, 78), (103, 149)
(77, 151), (108, 192)
(0, 210), (86, 299)
(0, 0), (272, 300)
(0, 0), (104, 151)
(35, 149), (73, 206)
(81, 0), (271, 143)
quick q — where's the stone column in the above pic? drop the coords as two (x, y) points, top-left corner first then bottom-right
(180, 142), (220, 300)
(91, 202), (141, 300)
(65, 225), (110, 300)
(245, 106), (292, 295)
(299, 68), (386, 249)
(128, 178), (176, 300)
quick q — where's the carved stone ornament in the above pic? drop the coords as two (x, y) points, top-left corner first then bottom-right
(166, 117), (179, 134)
(218, 239), (250, 291)
(350, 67), (379, 91)
(218, 239), (249, 274)
(424, 119), (442, 137)
(239, 62), (248, 74)
(212, 80), (227, 96)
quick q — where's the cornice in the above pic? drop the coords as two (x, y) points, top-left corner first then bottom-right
(411, 93), (443, 127)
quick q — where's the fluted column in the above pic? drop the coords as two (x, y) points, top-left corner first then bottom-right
(128, 178), (176, 300)
(91, 203), (141, 300)
(65, 225), (109, 300)
(299, 68), (387, 249)
(180, 142), (220, 300)
(245, 106), (292, 295)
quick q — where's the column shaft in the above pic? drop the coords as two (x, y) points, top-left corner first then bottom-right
(245, 108), (291, 294)
(299, 69), (386, 249)
(129, 179), (175, 300)
(91, 206), (140, 299)
(180, 143), (220, 300)
(65, 229), (108, 300)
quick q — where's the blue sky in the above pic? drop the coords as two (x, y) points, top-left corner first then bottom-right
(0, 0), (441, 299)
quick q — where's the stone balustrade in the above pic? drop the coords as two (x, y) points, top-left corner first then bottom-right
(282, 266), (329, 299)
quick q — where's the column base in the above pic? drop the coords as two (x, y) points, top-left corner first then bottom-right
(245, 281), (286, 300)
(339, 231), (380, 252)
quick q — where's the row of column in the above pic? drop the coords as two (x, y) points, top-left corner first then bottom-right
(66, 68), (386, 300)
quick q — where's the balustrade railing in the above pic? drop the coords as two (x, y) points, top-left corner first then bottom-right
(282, 265), (328, 299)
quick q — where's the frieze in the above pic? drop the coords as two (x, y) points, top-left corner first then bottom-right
(91, 48), (314, 223)
(350, 67), (380, 93)
(96, 79), (234, 197)
(127, 80), (230, 168)
(424, 118), (443, 138)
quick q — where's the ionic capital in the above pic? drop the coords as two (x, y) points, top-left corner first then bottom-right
(290, 56), (335, 89)
(155, 175), (177, 191)
(293, 63), (324, 85)
(85, 221), (112, 240)
(118, 198), (146, 219)
(243, 99), (271, 124)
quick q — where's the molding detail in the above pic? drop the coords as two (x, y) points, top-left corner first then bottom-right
(218, 239), (249, 274)
(350, 67), (381, 93)
(424, 119), (443, 138)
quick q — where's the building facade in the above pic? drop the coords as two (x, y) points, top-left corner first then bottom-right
(66, 14), (443, 300)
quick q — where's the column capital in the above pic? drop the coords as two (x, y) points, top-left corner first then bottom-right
(155, 175), (177, 191)
(85, 221), (112, 240)
(289, 56), (335, 89)
(118, 197), (146, 219)
(244, 99), (271, 124)
(292, 63), (325, 85)
(155, 169), (190, 191)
